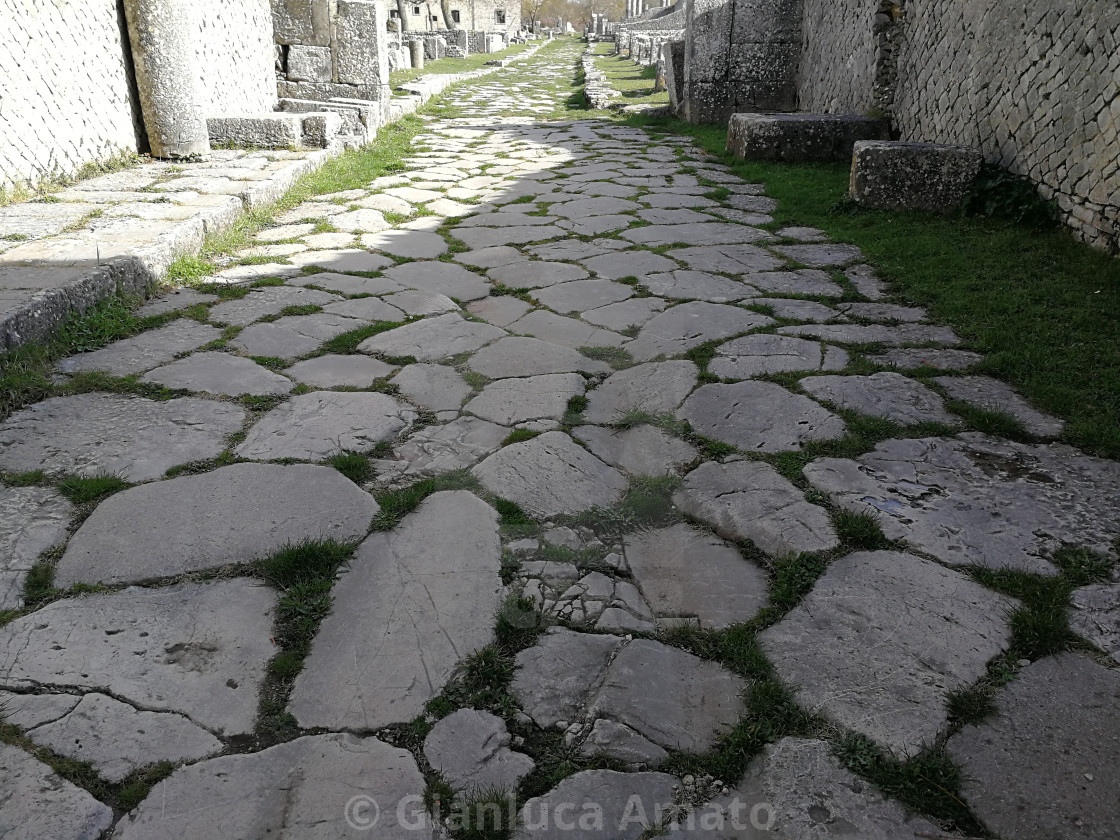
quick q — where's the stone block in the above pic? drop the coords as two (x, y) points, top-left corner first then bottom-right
(280, 98), (364, 137)
(298, 112), (343, 148)
(207, 114), (302, 150)
(272, 0), (332, 46)
(663, 40), (685, 111)
(728, 112), (889, 162)
(286, 45), (332, 82)
(850, 140), (984, 213)
(335, 0), (390, 86)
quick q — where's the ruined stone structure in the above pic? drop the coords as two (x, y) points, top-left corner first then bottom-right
(391, 0), (520, 39)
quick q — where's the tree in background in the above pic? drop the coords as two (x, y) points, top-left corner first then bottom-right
(522, 0), (624, 29)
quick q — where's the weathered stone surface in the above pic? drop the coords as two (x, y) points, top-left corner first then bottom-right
(359, 313), (505, 361)
(666, 244), (782, 275)
(759, 551), (1017, 756)
(800, 372), (959, 425)
(851, 141), (983, 213)
(679, 381), (846, 452)
(390, 363), (472, 414)
(0, 393), (244, 482)
(376, 417), (507, 481)
(869, 348), (983, 370)
(0, 743), (113, 840)
(141, 352), (294, 396)
(385, 261), (490, 301)
(935, 375), (1064, 437)
(16, 692), (222, 782)
(772, 243), (863, 267)
(578, 719), (668, 768)
(382, 289), (458, 316)
(581, 297), (668, 331)
(362, 229), (449, 258)
(466, 296), (533, 327)
(236, 391), (416, 460)
(625, 302), (772, 361)
(642, 270), (756, 303)
(622, 222), (770, 248)
(535, 279), (633, 312)
(551, 196), (641, 217)
(804, 434), (1120, 575)
(423, 709), (535, 795)
(55, 463), (377, 586)
(451, 224), (568, 249)
(750, 297), (841, 323)
(508, 310), (625, 349)
(747, 269), (844, 297)
(836, 301), (928, 322)
(288, 248), (394, 274)
(778, 322), (960, 346)
(232, 313), (370, 360)
(56, 319), (222, 376)
(465, 373), (585, 425)
(135, 288), (218, 317)
(292, 271), (401, 298)
(115, 734), (432, 839)
(289, 492), (502, 729)
(488, 260), (589, 289)
(728, 113), (889, 163)
(207, 286), (339, 326)
(710, 334), (847, 378)
(330, 208), (389, 233)
(1070, 581), (1120, 663)
(473, 431), (627, 517)
(512, 628), (623, 728)
(624, 524), (768, 629)
(573, 424), (698, 477)
(284, 353), (396, 387)
(0, 579), (277, 734)
(519, 770), (679, 840)
(585, 360), (698, 425)
(582, 250), (679, 279)
(468, 336), (610, 378)
(0, 486), (72, 609)
(947, 654), (1120, 840)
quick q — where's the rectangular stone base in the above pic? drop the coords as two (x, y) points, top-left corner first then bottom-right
(207, 113), (342, 150)
(727, 113), (889, 163)
(850, 141), (984, 213)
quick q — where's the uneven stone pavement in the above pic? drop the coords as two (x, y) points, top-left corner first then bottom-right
(1, 39), (1118, 840)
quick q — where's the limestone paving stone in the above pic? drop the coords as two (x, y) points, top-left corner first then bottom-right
(837, 302), (928, 322)
(578, 719), (668, 769)
(0, 486), (73, 609)
(466, 296), (533, 327)
(625, 302), (773, 361)
(573, 424), (698, 477)
(375, 417), (508, 482)
(804, 434), (1120, 575)
(0, 579), (277, 735)
(354, 193), (415, 215)
(584, 360), (699, 425)
(508, 310), (625, 349)
(527, 240), (609, 262)
(710, 334), (848, 378)
(284, 354), (395, 388)
(141, 352), (293, 396)
(384, 260), (490, 301)
(582, 250), (679, 279)
(473, 431), (627, 517)
(778, 322), (960, 346)
(322, 296), (405, 322)
(361, 230), (449, 258)
(329, 208), (389, 233)
(423, 709), (535, 795)
(666, 244), (782, 275)
(231, 313), (370, 360)
(550, 196), (641, 217)
(581, 297), (668, 331)
(115, 734), (432, 840)
(55, 463), (377, 586)
(679, 381), (847, 452)
(512, 628), (623, 728)
(622, 223), (771, 248)
(468, 336), (610, 378)
(382, 289), (459, 316)
(1070, 581), (1120, 663)
(455, 245), (525, 268)
(0, 743), (113, 840)
(946, 654), (1120, 840)
(0, 393), (244, 482)
(255, 223), (315, 242)
(208, 286), (341, 326)
(56, 319), (222, 376)
(759, 551), (1018, 756)
(772, 243), (863, 266)
(869, 348), (983, 370)
(289, 270), (402, 297)
(391, 363), (472, 414)
(749, 297), (841, 323)
(518, 770), (679, 840)
(451, 224), (567, 249)
(935, 375), (1065, 437)
(289, 492), (503, 730)
(745, 269), (845, 297)
(287, 247), (393, 273)
(800, 372), (960, 425)
(674, 461), (839, 557)
(359, 313), (505, 361)
(637, 208), (718, 225)
(642, 270), (757, 303)
(535, 279), (634, 312)
(236, 391), (416, 461)
(134, 288), (219, 317)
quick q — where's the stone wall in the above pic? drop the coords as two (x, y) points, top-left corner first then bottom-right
(0, 0), (143, 192)
(196, 0), (277, 115)
(797, 0), (875, 115)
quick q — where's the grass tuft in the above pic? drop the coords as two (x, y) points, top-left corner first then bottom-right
(57, 474), (130, 504)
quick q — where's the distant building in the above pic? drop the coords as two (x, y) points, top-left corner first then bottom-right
(386, 0), (520, 36)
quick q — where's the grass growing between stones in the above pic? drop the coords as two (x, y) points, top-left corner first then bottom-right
(57, 474), (131, 504)
(327, 451), (374, 484)
(318, 320), (404, 354)
(388, 41), (534, 88)
(370, 470), (481, 531)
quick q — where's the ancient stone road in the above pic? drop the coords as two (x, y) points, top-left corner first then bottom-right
(1, 40), (1119, 840)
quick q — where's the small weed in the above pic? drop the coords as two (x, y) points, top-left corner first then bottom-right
(831, 509), (892, 551)
(372, 470), (479, 530)
(22, 562), (56, 606)
(328, 451), (373, 484)
(320, 320), (404, 354)
(767, 552), (829, 612)
(502, 429), (541, 446)
(57, 474), (130, 504)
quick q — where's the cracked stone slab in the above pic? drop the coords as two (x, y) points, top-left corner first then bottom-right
(665, 244), (782, 275)
(0, 393), (244, 481)
(376, 417), (507, 481)
(749, 297), (842, 323)
(115, 734), (431, 840)
(488, 260), (589, 289)
(710, 334), (848, 378)
(55, 463), (377, 586)
(0, 578), (276, 735)
(473, 431), (627, 517)
(512, 628), (624, 728)
(468, 336), (611, 378)
(535, 279), (633, 312)
(582, 297), (668, 331)
(947, 654), (1120, 840)
(0, 486), (73, 609)
(284, 354), (396, 388)
(12, 692), (222, 783)
(141, 352), (294, 396)
(778, 322), (960, 347)
(744, 269), (844, 297)
(382, 289), (459, 316)
(289, 270), (401, 297)
(465, 373), (586, 425)
(384, 261), (490, 301)
(508, 310), (625, 349)
(642, 270), (757, 303)
(359, 313), (505, 361)
(573, 424), (698, 477)
(456, 245), (525, 268)
(759, 551), (1018, 756)
(935, 375), (1064, 437)
(0, 743), (113, 840)
(450, 224), (567, 249)
(1070, 581), (1120, 663)
(289, 491), (502, 730)
(800, 372), (959, 425)
(772, 243), (863, 266)
(578, 719), (668, 769)
(625, 302), (773, 361)
(236, 391), (416, 461)
(869, 348), (983, 370)
(466, 296), (533, 327)
(361, 230), (449, 258)
(423, 709), (535, 795)
(674, 461), (838, 557)
(585, 361), (699, 425)
(390, 363), (472, 414)
(624, 524), (768, 630)
(519, 770), (679, 840)
(231, 313), (370, 360)
(804, 434), (1120, 574)
(551, 196), (641, 217)
(581, 250), (679, 279)
(56, 320), (222, 376)
(622, 223), (771, 248)
(207, 286), (340, 326)
(679, 381), (846, 452)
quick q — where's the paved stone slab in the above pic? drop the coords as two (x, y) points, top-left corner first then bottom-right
(0, 486), (72, 609)
(361, 229), (449, 258)
(801, 372), (959, 425)
(947, 654), (1120, 840)
(55, 463), (377, 585)
(389, 363), (472, 415)
(237, 391), (416, 461)
(573, 424), (698, 477)
(423, 709), (535, 795)
(578, 719), (668, 769)
(56, 320), (222, 376)
(625, 302), (772, 361)
(115, 734), (431, 840)
(359, 313), (505, 361)
(255, 222), (315, 241)
(468, 336), (610, 378)
(489, 260), (589, 289)
(636, 208), (718, 225)
(0, 393), (244, 482)
(135, 288), (219, 317)
(330, 208), (389, 233)
(527, 240), (609, 262)
(759, 551), (1018, 756)
(508, 310), (625, 349)
(519, 770), (678, 840)
(745, 269), (845, 297)
(869, 348), (983, 370)
(375, 417), (508, 482)
(1070, 582), (1120, 663)
(582, 250), (679, 279)
(804, 434), (1120, 574)
(287, 248), (394, 273)
(465, 373), (586, 425)
(624, 524), (768, 630)
(456, 245), (526, 268)
(750, 297), (842, 323)
(778, 322), (960, 346)
(451, 224), (567, 249)
(231, 313), (370, 360)
(0, 579), (276, 734)
(466, 296), (534, 327)
(512, 628), (624, 728)
(935, 375), (1064, 436)
(474, 431), (627, 517)
(585, 360), (698, 425)
(642, 270), (756, 303)
(290, 270), (401, 297)
(623, 223), (770, 248)
(710, 334), (848, 378)
(208, 286), (340, 326)
(773, 243), (863, 266)
(581, 297), (668, 331)
(674, 461), (838, 556)
(289, 491), (502, 729)
(679, 381), (846, 452)
(141, 352), (293, 396)
(284, 354), (395, 387)
(382, 289), (459, 316)
(535, 279), (633, 312)
(551, 196), (641, 217)
(666, 244), (782, 275)
(0, 743), (113, 840)
(384, 261), (490, 301)
(837, 302), (928, 322)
